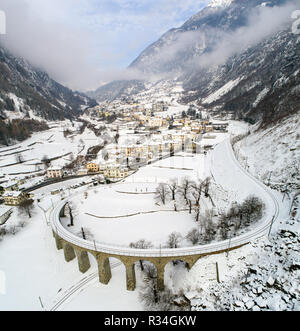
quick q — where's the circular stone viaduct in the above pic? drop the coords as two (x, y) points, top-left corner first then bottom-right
(49, 139), (280, 292)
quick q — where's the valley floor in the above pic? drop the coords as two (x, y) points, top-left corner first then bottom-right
(0, 120), (299, 311)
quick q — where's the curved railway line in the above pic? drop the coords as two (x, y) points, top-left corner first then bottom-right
(50, 138), (280, 259)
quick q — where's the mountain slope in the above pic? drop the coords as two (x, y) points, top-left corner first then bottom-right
(181, 25), (300, 127)
(129, 0), (287, 75)
(0, 45), (97, 121)
(86, 80), (146, 103)
(90, 0), (299, 129)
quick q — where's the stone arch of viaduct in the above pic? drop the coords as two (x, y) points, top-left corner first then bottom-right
(52, 199), (248, 292)
(53, 230), (246, 291)
(49, 138), (278, 292)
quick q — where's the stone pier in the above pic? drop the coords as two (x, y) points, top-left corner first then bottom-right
(98, 257), (112, 285)
(125, 263), (136, 291)
(52, 232), (247, 292)
(63, 243), (76, 262)
(75, 249), (91, 273)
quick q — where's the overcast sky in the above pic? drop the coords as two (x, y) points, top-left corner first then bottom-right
(0, 0), (209, 91)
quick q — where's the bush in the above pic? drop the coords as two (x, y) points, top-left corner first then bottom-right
(218, 195), (265, 239)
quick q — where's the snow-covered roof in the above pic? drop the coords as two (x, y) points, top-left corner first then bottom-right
(1, 181), (18, 188)
(0, 206), (12, 216)
(3, 191), (23, 198)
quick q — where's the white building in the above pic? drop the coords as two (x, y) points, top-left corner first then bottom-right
(2, 191), (28, 206)
(47, 167), (63, 179)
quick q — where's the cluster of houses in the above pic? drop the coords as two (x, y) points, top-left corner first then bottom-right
(0, 185), (30, 207)
(79, 131), (202, 180)
(87, 100), (170, 121)
(87, 97), (227, 137)
(44, 113), (228, 182)
(0, 174), (37, 207)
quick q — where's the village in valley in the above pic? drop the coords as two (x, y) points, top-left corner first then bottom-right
(1, 0), (300, 314)
(0, 82), (229, 210)
(0, 75), (299, 313)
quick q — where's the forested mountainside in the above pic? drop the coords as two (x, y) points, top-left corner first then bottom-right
(0, 44), (97, 121)
(86, 80), (146, 103)
(181, 25), (300, 127)
(0, 44), (97, 145)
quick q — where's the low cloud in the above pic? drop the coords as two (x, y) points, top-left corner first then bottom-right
(192, 1), (300, 69)
(0, 0), (209, 91)
(0, 0), (297, 91)
(174, 1), (299, 75)
(128, 1), (300, 80)
(0, 0), (101, 91)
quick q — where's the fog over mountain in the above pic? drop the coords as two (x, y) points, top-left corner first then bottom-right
(89, 0), (300, 128)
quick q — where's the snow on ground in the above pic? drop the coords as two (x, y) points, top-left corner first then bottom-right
(59, 259), (144, 311)
(235, 114), (300, 189)
(202, 77), (244, 104)
(0, 199), (141, 311)
(61, 152), (208, 248)
(1, 117), (299, 311)
(173, 119), (300, 311)
(0, 122), (101, 175)
(127, 153), (205, 183)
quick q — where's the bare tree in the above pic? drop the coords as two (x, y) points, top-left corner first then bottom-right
(188, 199), (193, 214)
(41, 155), (50, 169)
(77, 227), (94, 241)
(166, 232), (182, 249)
(186, 228), (201, 246)
(193, 205), (201, 223)
(218, 212), (230, 240)
(242, 195), (265, 225)
(8, 225), (19, 236)
(129, 239), (153, 271)
(17, 220), (28, 228)
(201, 210), (216, 243)
(139, 264), (159, 305)
(155, 183), (169, 205)
(203, 177), (212, 198)
(15, 153), (24, 164)
(114, 133), (120, 144)
(179, 177), (192, 205)
(191, 180), (204, 206)
(168, 179), (178, 201)
(18, 199), (35, 219)
(139, 278), (177, 311)
(66, 202), (78, 227)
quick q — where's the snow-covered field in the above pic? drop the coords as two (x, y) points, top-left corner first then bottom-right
(58, 150), (209, 248)
(0, 121), (101, 176)
(0, 119), (299, 311)
(0, 200), (142, 311)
